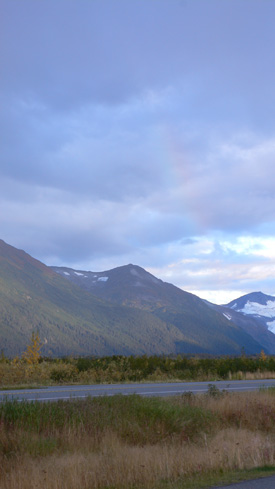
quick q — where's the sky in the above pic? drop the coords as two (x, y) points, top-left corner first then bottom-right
(1, 0), (275, 304)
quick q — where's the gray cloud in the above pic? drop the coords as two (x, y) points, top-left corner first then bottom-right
(2, 0), (275, 118)
(1, 0), (275, 301)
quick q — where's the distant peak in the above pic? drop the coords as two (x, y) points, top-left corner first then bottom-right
(125, 263), (143, 269)
(226, 291), (275, 312)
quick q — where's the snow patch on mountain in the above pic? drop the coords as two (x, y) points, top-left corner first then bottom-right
(267, 320), (275, 334)
(98, 276), (108, 282)
(238, 300), (275, 318)
(223, 313), (232, 320)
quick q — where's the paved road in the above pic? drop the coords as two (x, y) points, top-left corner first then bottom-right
(212, 474), (275, 489)
(0, 379), (274, 402)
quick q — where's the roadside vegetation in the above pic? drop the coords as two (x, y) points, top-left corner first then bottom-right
(0, 348), (275, 388)
(0, 388), (274, 489)
(1, 341), (275, 488)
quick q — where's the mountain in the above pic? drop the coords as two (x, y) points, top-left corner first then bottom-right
(207, 292), (275, 354)
(227, 292), (275, 322)
(0, 239), (265, 357)
(0, 240), (187, 357)
(51, 263), (263, 355)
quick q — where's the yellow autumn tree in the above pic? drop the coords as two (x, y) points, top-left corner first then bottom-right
(23, 332), (43, 365)
(260, 349), (267, 362)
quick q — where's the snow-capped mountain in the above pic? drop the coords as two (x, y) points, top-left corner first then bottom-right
(226, 292), (275, 335)
(204, 292), (275, 354)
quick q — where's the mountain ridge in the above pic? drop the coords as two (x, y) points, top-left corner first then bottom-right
(226, 291), (275, 309)
(50, 263), (263, 356)
(0, 239), (267, 357)
(0, 240), (189, 357)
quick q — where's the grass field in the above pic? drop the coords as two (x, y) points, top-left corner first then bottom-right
(0, 388), (274, 489)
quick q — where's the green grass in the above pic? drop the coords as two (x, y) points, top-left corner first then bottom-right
(0, 395), (217, 445)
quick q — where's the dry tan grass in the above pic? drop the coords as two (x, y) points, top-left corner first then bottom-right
(229, 370), (275, 380)
(1, 429), (274, 489)
(192, 391), (275, 433)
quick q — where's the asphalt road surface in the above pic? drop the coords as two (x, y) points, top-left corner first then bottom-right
(212, 474), (275, 489)
(0, 379), (274, 403)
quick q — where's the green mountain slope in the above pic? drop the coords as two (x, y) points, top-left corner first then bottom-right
(51, 264), (263, 355)
(0, 240), (186, 357)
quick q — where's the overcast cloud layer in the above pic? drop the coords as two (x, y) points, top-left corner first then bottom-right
(1, 0), (275, 303)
